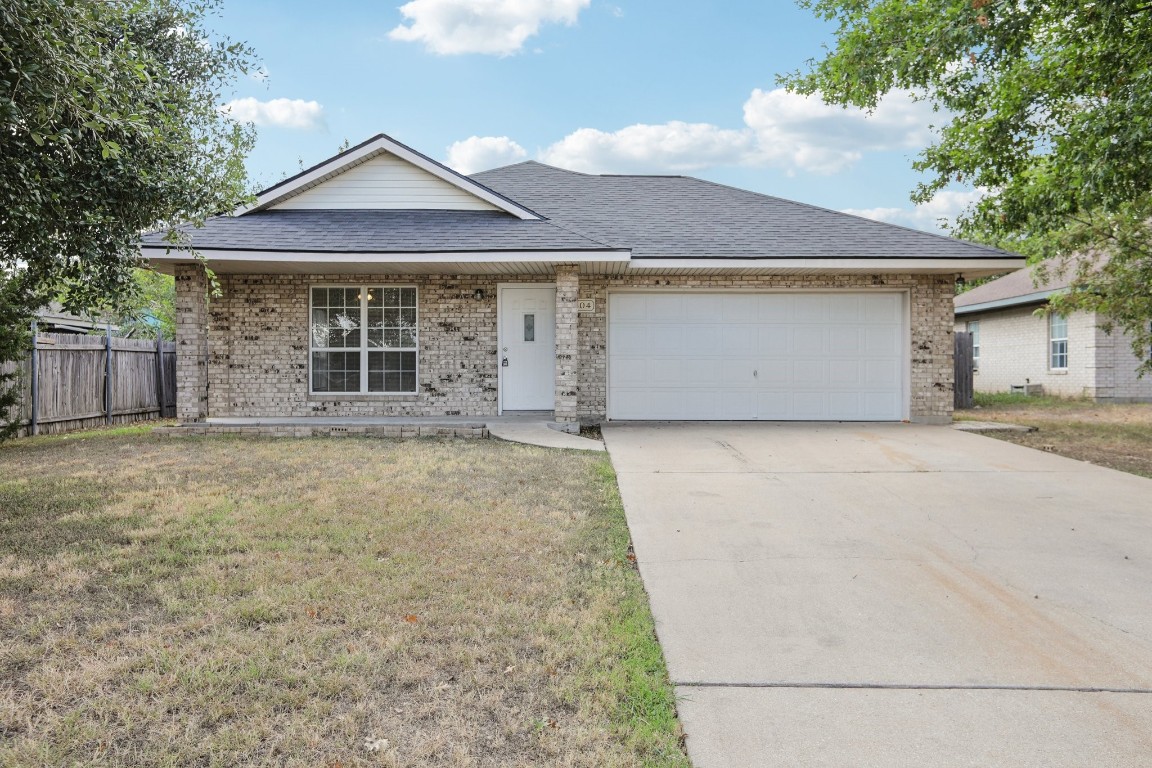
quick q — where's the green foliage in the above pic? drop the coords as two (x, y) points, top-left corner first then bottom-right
(783, 0), (1152, 371)
(0, 0), (256, 433)
(0, 279), (34, 440)
(115, 269), (176, 340)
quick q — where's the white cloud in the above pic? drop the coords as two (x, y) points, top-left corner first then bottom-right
(447, 135), (528, 173)
(527, 88), (939, 176)
(539, 122), (754, 174)
(743, 88), (936, 174)
(220, 97), (325, 130)
(843, 189), (985, 232)
(389, 0), (590, 56)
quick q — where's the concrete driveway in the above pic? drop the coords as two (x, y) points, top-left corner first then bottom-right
(603, 422), (1152, 767)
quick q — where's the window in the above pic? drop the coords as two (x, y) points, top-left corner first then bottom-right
(967, 320), (980, 370)
(1049, 313), (1068, 370)
(310, 286), (418, 394)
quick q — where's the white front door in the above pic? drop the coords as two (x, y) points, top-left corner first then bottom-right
(499, 286), (556, 411)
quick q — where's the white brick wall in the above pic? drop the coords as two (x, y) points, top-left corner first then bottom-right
(954, 306), (1152, 401)
(176, 270), (957, 423)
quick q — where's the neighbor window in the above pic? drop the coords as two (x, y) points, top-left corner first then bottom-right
(967, 320), (980, 370)
(1049, 313), (1068, 370)
(310, 286), (418, 394)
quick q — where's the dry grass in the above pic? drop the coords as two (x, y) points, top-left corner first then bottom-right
(957, 395), (1152, 478)
(0, 429), (688, 767)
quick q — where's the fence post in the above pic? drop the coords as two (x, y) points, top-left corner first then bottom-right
(155, 331), (165, 418)
(29, 320), (38, 436)
(105, 322), (113, 425)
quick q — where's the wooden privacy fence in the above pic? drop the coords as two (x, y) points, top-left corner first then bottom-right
(954, 331), (975, 410)
(2, 330), (176, 437)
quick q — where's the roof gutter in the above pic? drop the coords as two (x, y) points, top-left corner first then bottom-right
(954, 288), (1064, 315)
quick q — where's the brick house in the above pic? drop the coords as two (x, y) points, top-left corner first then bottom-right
(954, 266), (1152, 401)
(141, 133), (1021, 429)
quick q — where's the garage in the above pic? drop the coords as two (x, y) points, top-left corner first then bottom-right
(607, 292), (907, 421)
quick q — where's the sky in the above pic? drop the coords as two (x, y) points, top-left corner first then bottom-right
(210, 0), (980, 232)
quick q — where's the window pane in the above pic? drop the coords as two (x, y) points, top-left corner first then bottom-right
(383, 328), (401, 348)
(524, 313), (535, 342)
(401, 288), (417, 307)
(311, 287), (327, 307)
(380, 287), (400, 306)
(366, 288), (383, 308)
(312, 352), (360, 392)
(400, 328), (417, 348)
(400, 307), (417, 327)
(384, 372), (402, 392)
(400, 372), (417, 392)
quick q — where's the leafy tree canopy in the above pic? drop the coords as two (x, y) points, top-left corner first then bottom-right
(783, 0), (1152, 368)
(0, 0), (256, 433)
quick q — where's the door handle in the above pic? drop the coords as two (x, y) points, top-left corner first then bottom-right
(502, 357), (509, 367)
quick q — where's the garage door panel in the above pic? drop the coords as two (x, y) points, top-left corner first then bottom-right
(865, 293), (902, 322)
(793, 359), (827, 387)
(865, 359), (901, 387)
(864, 326), (899, 354)
(722, 295), (759, 322)
(792, 326), (826, 354)
(648, 325), (683, 355)
(757, 296), (792, 322)
(721, 326), (756, 355)
(608, 292), (905, 421)
(828, 325), (861, 353)
(829, 359), (862, 386)
(609, 357), (648, 387)
(793, 392), (828, 419)
(756, 326), (789, 354)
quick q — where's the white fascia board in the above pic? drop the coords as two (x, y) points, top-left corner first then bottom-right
(237, 135), (541, 220)
(954, 288), (1063, 315)
(627, 258), (1025, 272)
(140, 246), (630, 264)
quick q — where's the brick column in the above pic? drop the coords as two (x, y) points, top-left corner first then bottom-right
(174, 263), (210, 423)
(554, 265), (579, 430)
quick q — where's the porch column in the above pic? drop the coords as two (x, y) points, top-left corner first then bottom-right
(174, 263), (209, 422)
(554, 264), (580, 430)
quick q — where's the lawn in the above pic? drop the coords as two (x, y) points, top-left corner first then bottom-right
(956, 394), (1152, 478)
(0, 429), (688, 767)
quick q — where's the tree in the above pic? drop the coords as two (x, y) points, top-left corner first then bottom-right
(0, 0), (256, 433)
(115, 269), (177, 340)
(783, 0), (1152, 370)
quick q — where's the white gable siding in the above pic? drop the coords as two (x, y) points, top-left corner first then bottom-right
(270, 152), (499, 211)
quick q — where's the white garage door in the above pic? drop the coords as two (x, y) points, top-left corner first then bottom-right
(608, 292), (906, 421)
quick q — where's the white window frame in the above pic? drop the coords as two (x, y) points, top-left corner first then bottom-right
(1049, 312), (1068, 371)
(308, 284), (419, 396)
(967, 320), (980, 370)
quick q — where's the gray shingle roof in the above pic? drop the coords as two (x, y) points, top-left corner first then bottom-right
(141, 161), (1015, 261)
(473, 162), (1013, 260)
(139, 209), (617, 253)
(954, 266), (1069, 309)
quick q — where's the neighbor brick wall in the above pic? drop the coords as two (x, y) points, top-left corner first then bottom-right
(174, 271), (957, 424)
(1092, 323), (1152, 402)
(954, 306), (1098, 398)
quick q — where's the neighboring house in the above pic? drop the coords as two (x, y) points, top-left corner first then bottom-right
(35, 303), (119, 335)
(954, 266), (1152, 401)
(140, 133), (1022, 428)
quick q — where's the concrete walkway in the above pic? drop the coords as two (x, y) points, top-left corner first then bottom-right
(487, 421), (604, 451)
(604, 422), (1152, 767)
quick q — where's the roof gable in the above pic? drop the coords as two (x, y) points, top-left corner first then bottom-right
(242, 134), (541, 220)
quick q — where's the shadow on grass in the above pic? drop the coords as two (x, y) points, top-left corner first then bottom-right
(0, 476), (133, 560)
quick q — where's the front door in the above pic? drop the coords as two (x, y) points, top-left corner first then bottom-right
(499, 285), (556, 411)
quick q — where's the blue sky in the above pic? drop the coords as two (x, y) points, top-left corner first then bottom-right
(212, 0), (978, 231)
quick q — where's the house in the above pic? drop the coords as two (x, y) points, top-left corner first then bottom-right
(34, 303), (119, 335)
(954, 265), (1152, 401)
(140, 133), (1022, 429)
